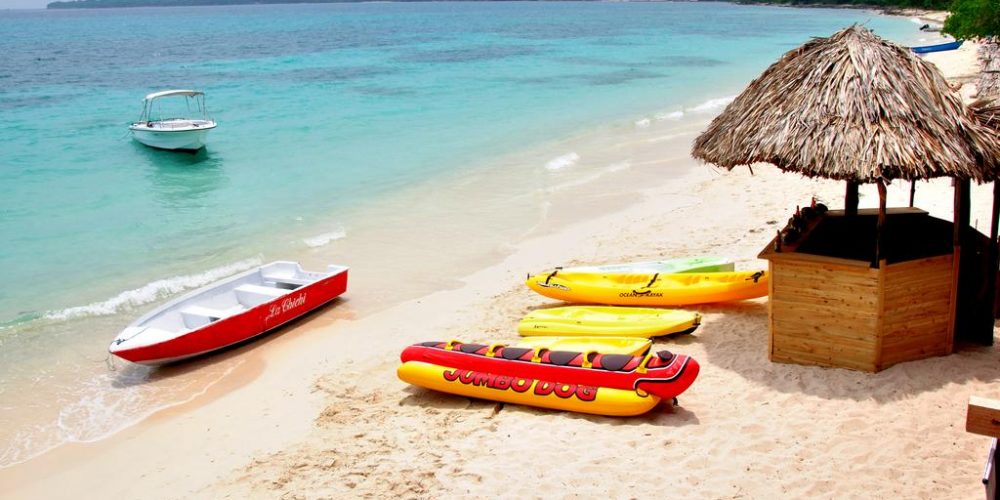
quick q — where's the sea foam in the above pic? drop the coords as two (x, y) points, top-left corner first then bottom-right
(303, 228), (347, 248)
(545, 153), (580, 171)
(691, 95), (736, 113)
(43, 258), (262, 321)
(656, 110), (685, 121)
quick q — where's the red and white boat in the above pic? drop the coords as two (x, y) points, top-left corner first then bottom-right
(109, 261), (348, 365)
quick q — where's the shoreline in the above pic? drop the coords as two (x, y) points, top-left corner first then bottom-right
(3, 9), (994, 499)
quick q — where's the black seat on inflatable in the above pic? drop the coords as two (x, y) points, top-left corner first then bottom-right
(600, 354), (632, 371)
(656, 350), (674, 362)
(420, 341), (442, 347)
(548, 350), (579, 366)
(501, 347), (532, 360)
(459, 343), (487, 353)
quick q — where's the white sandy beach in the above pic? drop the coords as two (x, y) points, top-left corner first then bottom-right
(2, 21), (998, 500)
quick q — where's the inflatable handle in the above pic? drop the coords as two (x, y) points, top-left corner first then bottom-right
(635, 353), (655, 374)
(581, 351), (597, 369)
(531, 347), (545, 363)
(444, 340), (461, 351)
(485, 343), (505, 358)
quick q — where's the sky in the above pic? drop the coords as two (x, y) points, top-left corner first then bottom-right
(3, 0), (53, 9)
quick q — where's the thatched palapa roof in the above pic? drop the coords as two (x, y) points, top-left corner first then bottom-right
(692, 26), (1000, 183)
(973, 94), (1000, 129)
(977, 40), (1000, 98)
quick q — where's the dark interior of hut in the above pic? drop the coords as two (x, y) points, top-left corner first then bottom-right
(794, 210), (955, 264)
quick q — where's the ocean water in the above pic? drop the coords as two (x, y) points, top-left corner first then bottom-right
(0, 2), (919, 467)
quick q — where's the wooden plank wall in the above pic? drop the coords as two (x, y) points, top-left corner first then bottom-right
(770, 259), (881, 371)
(879, 255), (955, 369)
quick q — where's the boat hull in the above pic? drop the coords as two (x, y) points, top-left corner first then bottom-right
(130, 126), (213, 151)
(911, 40), (963, 54)
(110, 268), (348, 365)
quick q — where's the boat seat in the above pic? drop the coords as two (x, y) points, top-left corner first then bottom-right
(180, 305), (240, 329)
(548, 351), (579, 366)
(458, 343), (486, 354)
(599, 354), (632, 372)
(501, 347), (532, 360)
(267, 276), (320, 291)
(235, 284), (287, 307)
(263, 275), (313, 287)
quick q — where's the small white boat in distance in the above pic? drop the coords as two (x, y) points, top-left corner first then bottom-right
(129, 89), (217, 152)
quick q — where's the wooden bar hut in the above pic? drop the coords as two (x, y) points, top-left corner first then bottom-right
(691, 26), (1000, 372)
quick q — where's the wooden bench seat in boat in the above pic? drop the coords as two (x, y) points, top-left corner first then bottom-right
(180, 304), (244, 329)
(234, 284), (288, 307)
(262, 275), (313, 289)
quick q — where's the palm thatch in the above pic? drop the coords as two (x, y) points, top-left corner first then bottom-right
(692, 25), (1000, 183)
(978, 40), (1000, 98)
(973, 94), (1000, 129)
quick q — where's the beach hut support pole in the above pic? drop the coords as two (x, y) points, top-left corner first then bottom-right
(874, 179), (887, 266)
(909, 180), (917, 207)
(846, 181), (859, 216)
(991, 182), (1000, 318)
(952, 179), (971, 346)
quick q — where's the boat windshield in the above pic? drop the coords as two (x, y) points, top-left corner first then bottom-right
(138, 93), (212, 124)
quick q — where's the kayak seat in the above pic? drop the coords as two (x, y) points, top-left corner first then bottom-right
(599, 354), (632, 372)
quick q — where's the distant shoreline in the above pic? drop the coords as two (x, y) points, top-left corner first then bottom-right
(44, 0), (951, 13)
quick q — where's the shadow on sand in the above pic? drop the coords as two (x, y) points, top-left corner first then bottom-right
(397, 381), (701, 427)
(682, 300), (999, 403)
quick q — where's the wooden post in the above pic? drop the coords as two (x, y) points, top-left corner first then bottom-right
(955, 179), (971, 243)
(952, 179), (971, 347)
(992, 182), (1000, 319)
(874, 180), (887, 267)
(845, 180), (859, 216)
(909, 180), (917, 207)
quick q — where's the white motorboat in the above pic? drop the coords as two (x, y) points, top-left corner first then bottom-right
(129, 89), (217, 151)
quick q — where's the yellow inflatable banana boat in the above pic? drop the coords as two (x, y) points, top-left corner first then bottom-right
(526, 270), (768, 306)
(513, 336), (652, 356)
(518, 306), (700, 338)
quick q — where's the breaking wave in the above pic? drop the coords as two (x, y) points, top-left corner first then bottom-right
(43, 258), (262, 321)
(545, 152), (581, 171)
(303, 228), (347, 248)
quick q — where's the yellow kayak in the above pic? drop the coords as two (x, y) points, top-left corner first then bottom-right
(512, 336), (652, 356)
(526, 270), (768, 306)
(518, 306), (701, 338)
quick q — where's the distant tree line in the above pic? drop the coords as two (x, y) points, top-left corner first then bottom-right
(943, 0), (1000, 39)
(737, 0), (951, 8)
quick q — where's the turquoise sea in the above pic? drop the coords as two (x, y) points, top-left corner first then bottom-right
(0, 2), (920, 466)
